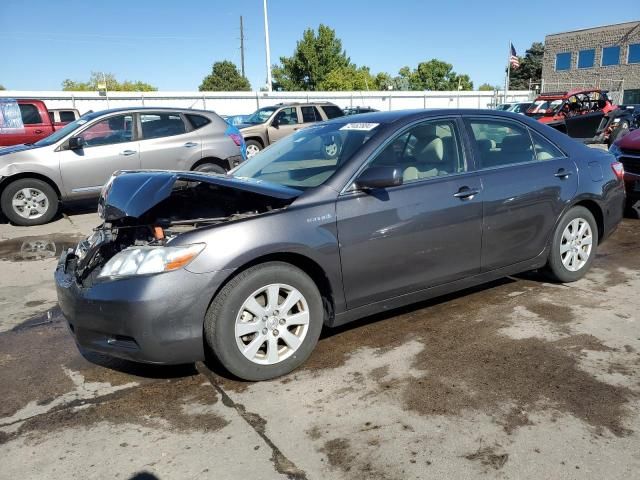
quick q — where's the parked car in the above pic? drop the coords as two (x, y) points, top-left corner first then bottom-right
(55, 109), (625, 381)
(239, 102), (344, 157)
(344, 106), (379, 115)
(48, 108), (81, 126)
(494, 103), (517, 111)
(223, 114), (250, 126)
(0, 99), (58, 146)
(0, 107), (245, 226)
(609, 128), (640, 209)
(505, 102), (532, 114)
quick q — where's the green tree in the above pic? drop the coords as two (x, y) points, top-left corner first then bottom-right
(272, 24), (351, 91)
(478, 83), (496, 91)
(374, 72), (394, 90)
(0, 84), (5, 90)
(199, 61), (251, 91)
(318, 66), (375, 91)
(509, 42), (544, 90)
(404, 59), (473, 91)
(62, 72), (157, 91)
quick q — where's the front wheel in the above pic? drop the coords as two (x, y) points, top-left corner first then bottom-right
(204, 262), (323, 381)
(245, 140), (263, 158)
(545, 206), (598, 282)
(194, 162), (226, 174)
(0, 178), (59, 226)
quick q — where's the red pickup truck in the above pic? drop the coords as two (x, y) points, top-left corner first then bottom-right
(0, 99), (79, 147)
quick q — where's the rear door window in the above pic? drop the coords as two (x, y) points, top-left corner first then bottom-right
(529, 129), (565, 161)
(468, 119), (535, 168)
(301, 106), (321, 123)
(321, 105), (344, 119)
(19, 104), (42, 124)
(140, 113), (187, 139)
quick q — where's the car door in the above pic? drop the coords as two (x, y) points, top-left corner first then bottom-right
(564, 111), (605, 140)
(18, 103), (50, 143)
(464, 116), (578, 272)
(58, 113), (140, 198)
(267, 107), (301, 143)
(336, 117), (483, 309)
(138, 112), (202, 171)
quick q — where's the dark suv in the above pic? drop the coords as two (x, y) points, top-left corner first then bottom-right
(56, 109), (625, 381)
(238, 102), (344, 157)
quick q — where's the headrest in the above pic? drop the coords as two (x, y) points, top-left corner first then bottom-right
(501, 134), (530, 153)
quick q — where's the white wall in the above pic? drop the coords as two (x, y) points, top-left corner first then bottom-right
(0, 90), (532, 116)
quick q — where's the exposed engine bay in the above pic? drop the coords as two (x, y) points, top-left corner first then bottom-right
(65, 175), (297, 286)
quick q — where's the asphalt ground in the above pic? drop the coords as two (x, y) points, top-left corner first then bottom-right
(1, 207), (639, 479)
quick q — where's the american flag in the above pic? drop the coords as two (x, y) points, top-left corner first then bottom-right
(510, 43), (520, 69)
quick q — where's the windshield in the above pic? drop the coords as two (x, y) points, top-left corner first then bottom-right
(245, 106), (278, 125)
(33, 112), (102, 147)
(232, 122), (380, 190)
(528, 99), (563, 114)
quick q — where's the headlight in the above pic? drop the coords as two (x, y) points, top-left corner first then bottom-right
(608, 143), (621, 158)
(98, 243), (205, 279)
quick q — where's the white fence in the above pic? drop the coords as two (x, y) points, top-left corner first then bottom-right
(0, 90), (532, 116)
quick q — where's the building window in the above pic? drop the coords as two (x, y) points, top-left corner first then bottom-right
(578, 49), (595, 68)
(623, 89), (640, 105)
(555, 52), (571, 71)
(601, 46), (620, 66)
(629, 43), (640, 64)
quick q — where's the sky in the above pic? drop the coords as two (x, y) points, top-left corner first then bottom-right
(1, 0), (638, 91)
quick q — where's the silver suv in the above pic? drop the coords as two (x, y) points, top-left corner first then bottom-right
(239, 102), (344, 157)
(0, 107), (245, 225)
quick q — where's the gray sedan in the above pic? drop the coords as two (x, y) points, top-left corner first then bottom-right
(0, 107), (245, 225)
(56, 109), (625, 381)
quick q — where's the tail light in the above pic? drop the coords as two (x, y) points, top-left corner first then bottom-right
(228, 133), (244, 146)
(611, 161), (624, 181)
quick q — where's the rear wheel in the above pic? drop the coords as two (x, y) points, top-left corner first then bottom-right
(245, 140), (262, 158)
(0, 178), (59, 226)
(194, 162), (226, 174)
(204, 262), (323, 381)
(545, 206), (598, 282)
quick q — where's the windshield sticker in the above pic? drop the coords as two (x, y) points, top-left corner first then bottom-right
(0, 99), (25, 133)
(340, 122), (379, 131)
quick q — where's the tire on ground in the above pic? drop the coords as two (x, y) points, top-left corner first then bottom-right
(245, 140), (263, 158)
(204, 261), (324, 381)
(545, 205), (598, 283)
(0, 178), (59, 226)
(194, 162), (226, 174)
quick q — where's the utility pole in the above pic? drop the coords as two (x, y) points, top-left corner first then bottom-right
(240, 16), (246, 78)
(263, 0), (272, 91)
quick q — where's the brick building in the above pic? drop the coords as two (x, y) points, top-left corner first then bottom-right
(541, 21), (640, 104)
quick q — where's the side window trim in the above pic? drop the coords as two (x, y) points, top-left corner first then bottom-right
(339, 115), (468, 194)
(527, 127), (567, 162)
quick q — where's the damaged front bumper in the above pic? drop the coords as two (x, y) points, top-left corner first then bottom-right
(55, 249), (232, 365)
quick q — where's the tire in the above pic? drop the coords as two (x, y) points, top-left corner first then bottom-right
(545, 206), (598, 283)
(204, 262), (323, 381)
(245, 140), (263, 158)
(0, 178), (59, 226)
(194, 162), (226, 174)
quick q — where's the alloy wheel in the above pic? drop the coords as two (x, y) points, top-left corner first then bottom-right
(560, 218), (593, 272)
(235, 283), (310, 365)
(12, 188), (49, 220)
(246, 144), (261, 158)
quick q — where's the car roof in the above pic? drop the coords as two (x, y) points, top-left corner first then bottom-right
(83, 106), (216, 116)
(536, 88), (607, 100)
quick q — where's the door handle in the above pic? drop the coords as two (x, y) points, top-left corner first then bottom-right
(453, 186), (480, 199)
(34, 129), (43, 134)
(554, 168), (573, 179)
(119, 150), (137, 156)
(183, 142), (198, 148)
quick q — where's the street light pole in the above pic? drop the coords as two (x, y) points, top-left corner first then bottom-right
(263, 0), (272, 92)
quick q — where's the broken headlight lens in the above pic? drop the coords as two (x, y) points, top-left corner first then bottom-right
(97, 243), (205, 279)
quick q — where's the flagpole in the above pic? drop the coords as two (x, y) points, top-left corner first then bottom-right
(505, 40), (511, 103)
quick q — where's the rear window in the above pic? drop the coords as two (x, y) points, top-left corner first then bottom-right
(19, 104), (42, 124)
(320, 105), (344, 119)
(59, 111), (76, 123)
(186, 114), (211, 130)
(301, 106), (320, 123)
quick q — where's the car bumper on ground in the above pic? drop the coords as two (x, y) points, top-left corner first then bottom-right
(55, 251), (230, 365)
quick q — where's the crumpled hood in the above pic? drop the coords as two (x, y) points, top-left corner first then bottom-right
(98, 170), (303, 221)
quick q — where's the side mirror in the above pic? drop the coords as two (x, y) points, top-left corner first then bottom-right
(355, 166), (403, 190)
(68, 136), (85, 150)
(271, 116), (280, 128)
